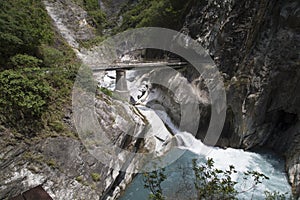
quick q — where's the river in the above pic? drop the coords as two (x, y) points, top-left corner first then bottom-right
(101, 69), (291, 200)
(42, 2), (292, 197)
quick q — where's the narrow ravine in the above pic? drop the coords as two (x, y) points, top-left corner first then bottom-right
(43, 0), (293, 199)
(100, 68), (291, 199)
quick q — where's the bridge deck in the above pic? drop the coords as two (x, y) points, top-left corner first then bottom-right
(92, 61), (188, 71)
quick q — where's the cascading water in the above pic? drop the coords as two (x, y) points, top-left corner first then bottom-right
(40, 1), (300, 199)
(118, 112), (291, 199)
(42, 1), (292, 197)
(115, 69), (291, 200)
(119, 148), (290, 200)
(95, 66), (293, 199)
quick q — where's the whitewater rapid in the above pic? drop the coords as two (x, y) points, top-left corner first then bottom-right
(97, 69), (291, 199)
(42, 1), (292, 198)
(117, 69), (291, 200)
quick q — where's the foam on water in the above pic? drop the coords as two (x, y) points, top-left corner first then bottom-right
(97, 69), (291, 199)
(119, 108), (291, 200)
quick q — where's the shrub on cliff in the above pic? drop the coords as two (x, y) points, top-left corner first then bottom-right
(0, 69), (51, 133)
(115, 0), (194, 33)
(0, 0), (79, 136)
(9, 54), (42, 69)
(143, 168), (167, 200)
(73, 0), (106, 33)
(0, 0), (53, 66)
(143, 158), (290, 200)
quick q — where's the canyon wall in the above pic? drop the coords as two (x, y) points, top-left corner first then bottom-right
(181, 0), (299, 196)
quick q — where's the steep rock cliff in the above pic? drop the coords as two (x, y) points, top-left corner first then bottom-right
(0, 1), (153, 199)
(99, 0), (130, 18)
(180, 0), (300, 196)
(100, 0), (299, 196)
(0, 93), (151, 200)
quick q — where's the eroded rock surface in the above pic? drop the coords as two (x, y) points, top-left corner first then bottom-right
(2, 0), (299, 198)
(0, 92), (152, 200)
(137, 0), (299, 197)
(180, 0), (300, 197)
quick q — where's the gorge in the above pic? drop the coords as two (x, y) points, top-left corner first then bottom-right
(0, 0), (299, 199)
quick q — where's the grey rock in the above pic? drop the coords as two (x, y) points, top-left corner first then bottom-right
(0, 92), (151, 200)
(180, 0), (300, 197)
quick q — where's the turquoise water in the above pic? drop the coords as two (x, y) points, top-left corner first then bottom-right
(101, 70), (291, 200)
(119, 141), (291, 200)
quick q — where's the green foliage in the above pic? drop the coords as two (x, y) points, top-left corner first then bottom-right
(143, 158), (289, 200)
(46, 158), (57, 168)
(78, 35), (106, 48)
(115, 0), (194, 33)
(264, 191), (290, 200)
(99, 87), (113, 97)
(48, 121), (65, 132)
(39, 45), (65, 67)
(10, 54), (42, 68)
(73, 0), (106, 33)
(243, 170), (269, 185)
(23, 151), (45, 164)
(192, 158), (273, 199)
(143, 168), (166, 200)
(0, 0), (53, 66)
(0, 0), (80, 137)
(71, 0), (106, 48)
(0, 69), (51, 120)
(91, 172), (101, 182)
(87, 10), (106, 32)
(192, 158), (238, 199)
(76, 175), (84, 183)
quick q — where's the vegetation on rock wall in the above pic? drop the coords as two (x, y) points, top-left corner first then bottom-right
(0, 0), (53, 66)
(113, 0), (195, 33)
(72, 0), (106, 32)
(143, 168), (167, 200)
(0, 0), (79, 137)
(71, 0), (107, 47)
(70, 0), (194, 47)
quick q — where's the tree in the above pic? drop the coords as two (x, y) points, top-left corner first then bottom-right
(0, 69), (51, 129)
(143, 158), (289, 200)
(192, 158), (238, 199)
(9, 54), (42, 69)
(116, 0), (194, 33)
(0, 0), (53, 66)
(192, 158), (273, 200)
(0, 0), (79, 136)
(77, 0), (106, 33)
(264, 191), (290, 200)
(143, 168), (167, 200)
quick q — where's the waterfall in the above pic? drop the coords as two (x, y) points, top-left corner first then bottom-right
(118, 70), (291, 200)
(42, 2), (293, 196)
(120, 124), (291, 200)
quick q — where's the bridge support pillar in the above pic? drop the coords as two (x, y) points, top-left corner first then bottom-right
(115, 69), (130, 101)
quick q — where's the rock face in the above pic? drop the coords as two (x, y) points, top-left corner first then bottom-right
(179, 0), (300, 197)
(2, 0), (298, 199)
(99, 0), (129, 18)
(142, 68), (211, 138)
(91, 0), (300, 196)
(43, 0), (95, 49)
(36, 1), (155, 199)
(0, 93), (151, 200)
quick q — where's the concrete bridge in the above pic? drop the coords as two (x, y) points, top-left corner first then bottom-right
(92, 61), (187, 101)
(92, 61), (187, 72)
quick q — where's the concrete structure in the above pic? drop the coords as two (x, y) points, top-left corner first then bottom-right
(93, 61), (187, 101)
(115, 69), (130, 100)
